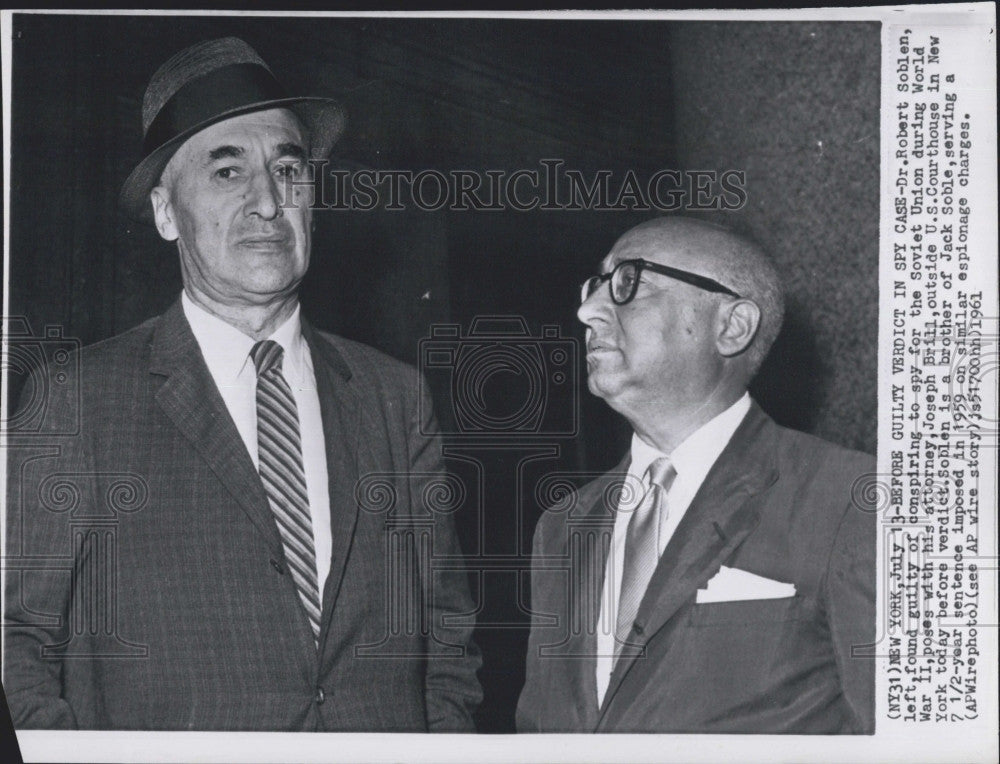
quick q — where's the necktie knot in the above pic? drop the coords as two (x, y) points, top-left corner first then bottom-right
(645, 456), (676, 493)
(251, 340), (284, 376)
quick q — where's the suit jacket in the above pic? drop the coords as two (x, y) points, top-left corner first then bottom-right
(516, 402), (876, 734)
(4, 299), (482, 730)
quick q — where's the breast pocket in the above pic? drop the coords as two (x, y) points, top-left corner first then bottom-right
(687, 595), (815, 627)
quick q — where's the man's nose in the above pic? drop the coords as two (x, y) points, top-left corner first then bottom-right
(577, 282), (611, 328)
(244, 169), (282, 220)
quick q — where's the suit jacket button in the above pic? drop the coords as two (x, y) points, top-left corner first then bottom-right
(270, 558), (285, 575)
(633, 621), (644, 635)
(315, 686), (326, 704)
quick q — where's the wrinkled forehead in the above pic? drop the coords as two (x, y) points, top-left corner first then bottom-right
(171, 108), (307, 167)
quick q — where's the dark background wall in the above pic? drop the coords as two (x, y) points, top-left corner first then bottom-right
(6, 14), (879, 732)
(670, 22), (880, 452)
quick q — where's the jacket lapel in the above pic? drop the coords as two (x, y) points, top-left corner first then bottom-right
(149, 300), (283, 557)
(598, 403), (779, 722)
(301, 320), (363, 638)
(565, 457), (629, 727)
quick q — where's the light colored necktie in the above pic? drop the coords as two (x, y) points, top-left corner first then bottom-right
(251, 340), (322, 641)
(614, 456), (676, 662)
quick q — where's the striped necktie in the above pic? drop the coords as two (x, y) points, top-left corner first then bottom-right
(614, 456), (677, 663)
(251, 340), (322, 642)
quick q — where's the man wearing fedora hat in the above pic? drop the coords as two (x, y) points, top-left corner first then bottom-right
(4, 37), (482, 731)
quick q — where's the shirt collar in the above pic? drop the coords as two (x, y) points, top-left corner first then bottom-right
(181, 291), (308, 386)
(629, 392), (752, 483)
(266, 302), (310, 387)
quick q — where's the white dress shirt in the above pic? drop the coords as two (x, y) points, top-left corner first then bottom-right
(595, 392), (752, 706)
(182, 291), (332, 596)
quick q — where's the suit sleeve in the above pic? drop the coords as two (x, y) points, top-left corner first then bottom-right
(3, 366), (84, 729)
(408, 377), (483, 731)
(824, 483), (877, 734)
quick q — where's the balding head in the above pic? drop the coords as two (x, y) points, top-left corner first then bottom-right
(578, 216), (784, 449)
(611, 217), (784, 381)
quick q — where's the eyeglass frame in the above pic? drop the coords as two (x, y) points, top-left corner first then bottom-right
(580, 258), (742, 305)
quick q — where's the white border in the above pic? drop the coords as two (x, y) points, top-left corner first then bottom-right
(3, 5), (997, 763)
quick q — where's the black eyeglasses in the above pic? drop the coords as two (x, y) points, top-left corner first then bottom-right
(580, 258), (741, 305)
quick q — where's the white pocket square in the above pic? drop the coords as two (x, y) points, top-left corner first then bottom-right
(696, 566), (796, 603)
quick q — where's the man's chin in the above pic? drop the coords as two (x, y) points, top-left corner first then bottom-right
(586, 372), (621, 403)
(236, 267), (307, 296)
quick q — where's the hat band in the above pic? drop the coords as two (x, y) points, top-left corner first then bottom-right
(143, 63), (288, 155)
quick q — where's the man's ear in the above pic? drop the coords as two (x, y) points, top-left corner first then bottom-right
(716, 299), (761, 357)
(150, 186), (179, 242)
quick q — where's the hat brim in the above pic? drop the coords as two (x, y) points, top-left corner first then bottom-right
(119, 96), (346, 223)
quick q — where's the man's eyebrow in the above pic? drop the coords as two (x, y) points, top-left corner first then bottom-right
(275, 142), (308, 161)
(207, 145), (245, 162)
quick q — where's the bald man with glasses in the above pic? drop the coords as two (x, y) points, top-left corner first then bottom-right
(517, 217), (876, 734)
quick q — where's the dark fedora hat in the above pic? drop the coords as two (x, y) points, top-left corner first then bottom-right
(120, 37), (346, 222)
